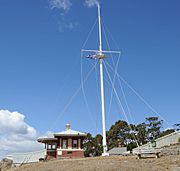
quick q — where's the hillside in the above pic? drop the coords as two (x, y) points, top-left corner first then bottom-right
(6, 155), (180, 171)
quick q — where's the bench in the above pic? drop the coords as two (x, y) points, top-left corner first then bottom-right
(133, 149), (161, 159)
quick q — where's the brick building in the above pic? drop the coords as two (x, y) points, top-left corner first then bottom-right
(37, 123), (87, 160)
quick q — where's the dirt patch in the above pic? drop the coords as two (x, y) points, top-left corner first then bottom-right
(7, 155), (180, 171)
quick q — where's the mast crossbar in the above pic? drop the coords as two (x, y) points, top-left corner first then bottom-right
(81, 49), (121, 54)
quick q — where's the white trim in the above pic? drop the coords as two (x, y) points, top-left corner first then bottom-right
(57, 148), (84, 151)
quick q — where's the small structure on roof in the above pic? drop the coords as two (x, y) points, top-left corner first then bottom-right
(37, 123), (87, 160)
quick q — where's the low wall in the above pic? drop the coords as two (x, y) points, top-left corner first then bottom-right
(7, 150), (45, 164)
(160, 144), (180, 156)
(133, 130), (180, 153)
(156, 131), (180, 148)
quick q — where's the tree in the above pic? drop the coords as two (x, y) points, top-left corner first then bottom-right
(84, 117), (165, 157)
(145, 117), (163, 141)
(159, 129), (175, 138)
(135, 122), (148, 145)
(174, 123), (180, 131)
(107, 120), (133, 150)
(93, 134), (103, 156)
(83, 133), (94, 157)
(83, 133), (103, 157)
(127, 142), (137, 151)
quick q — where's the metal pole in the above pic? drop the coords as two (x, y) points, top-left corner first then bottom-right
(98, 2), (109, 156)
(98, 3), (102, 54)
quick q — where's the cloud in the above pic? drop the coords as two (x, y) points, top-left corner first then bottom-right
(0, 110), (43, 159)
(48, 0), (98, 31)
(49, 0), (72, 12)
(84, 0), (98, 7)
(49, 0), (98, 12)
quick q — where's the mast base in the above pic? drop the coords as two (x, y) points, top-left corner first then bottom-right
(102, 152), (109, 156)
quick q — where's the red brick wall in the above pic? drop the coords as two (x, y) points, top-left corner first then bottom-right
(47, 151), (56, 160)
(60, 150), (84, 158)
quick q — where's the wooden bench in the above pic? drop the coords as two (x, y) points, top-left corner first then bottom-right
(134, 149), (161, 159)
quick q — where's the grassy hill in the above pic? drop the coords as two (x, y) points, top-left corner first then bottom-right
(7, 155), (180, 171)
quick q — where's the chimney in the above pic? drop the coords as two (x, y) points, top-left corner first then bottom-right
(66, 123), (71, 130)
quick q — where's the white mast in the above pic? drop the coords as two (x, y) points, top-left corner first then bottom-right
(81, 1), (120, 157)
(98, 2), (109, 156)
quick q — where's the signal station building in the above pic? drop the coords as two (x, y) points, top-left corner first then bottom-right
(37, 123), (87, 160)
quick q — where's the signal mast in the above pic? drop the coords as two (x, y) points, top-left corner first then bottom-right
(82, 2), (120, 156)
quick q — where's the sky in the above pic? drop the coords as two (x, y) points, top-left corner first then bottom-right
(0, 0), (180, 158)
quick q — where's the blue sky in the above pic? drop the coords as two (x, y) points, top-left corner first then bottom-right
(0, 0), (180, 156)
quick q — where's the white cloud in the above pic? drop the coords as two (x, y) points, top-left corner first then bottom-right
(49, 0), (98, 12)
(48, 0), (98, 31)
(0, 110), (43, 159)
(49, 0), (72, 12)
(84, 0), (98, 7)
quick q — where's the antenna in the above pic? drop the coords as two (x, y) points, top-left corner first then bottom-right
(81, 2), (120, 156)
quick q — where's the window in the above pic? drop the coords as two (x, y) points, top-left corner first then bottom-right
(47, 144), (51, 150)
(62, 139), (68, 149)
(73, 139), (78, 149)
(52, 144), (57, 149)
(47, 144), (57, 150)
